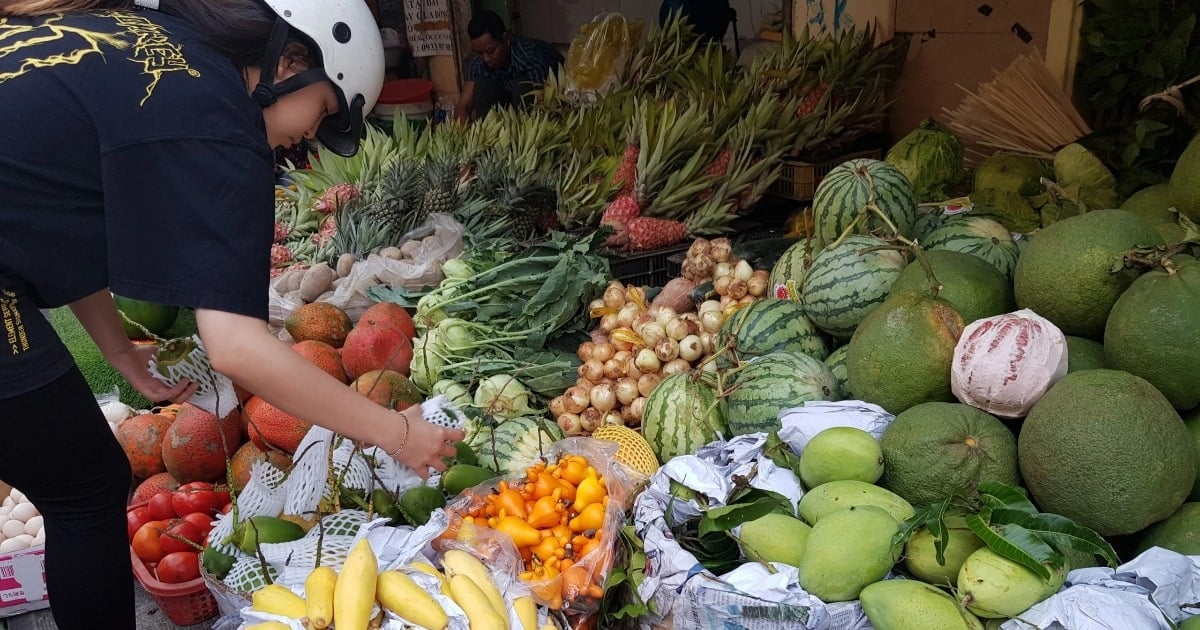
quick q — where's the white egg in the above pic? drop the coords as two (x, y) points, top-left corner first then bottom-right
(1, 519), (25, 539)
(23, 515), (43, 537)
(1, 496), (12, 508)
(31, 530), (44, 545)
(9, 502), (37, 523)
(10, 489), (24, 503)
(0, 535), (28, 553)
(0, 505), (11, 520)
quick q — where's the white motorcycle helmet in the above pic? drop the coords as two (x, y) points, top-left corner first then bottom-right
(256, 0), (385, 156)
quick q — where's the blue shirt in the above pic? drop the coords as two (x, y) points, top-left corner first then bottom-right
(0, 10), (275, 397)
(468, 36), (563, 93)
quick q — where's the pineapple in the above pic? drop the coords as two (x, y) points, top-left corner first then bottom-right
(322, 199), (395, 263)
(419, 157), (461, 217)
(363, 158), (425, 234)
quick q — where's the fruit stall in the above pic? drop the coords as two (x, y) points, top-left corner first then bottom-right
(6, 2), (1200, 630)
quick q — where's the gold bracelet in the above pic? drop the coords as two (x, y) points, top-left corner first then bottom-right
(387, 411), (411, 459)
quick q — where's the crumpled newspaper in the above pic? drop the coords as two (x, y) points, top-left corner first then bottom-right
(1001, 547), (1200, 630)
(632, 400), (902, 630)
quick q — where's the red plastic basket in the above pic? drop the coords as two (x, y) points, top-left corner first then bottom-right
(127, 503), (219, 626)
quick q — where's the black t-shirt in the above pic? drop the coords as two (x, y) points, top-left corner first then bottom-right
(0, 11), (276, 397)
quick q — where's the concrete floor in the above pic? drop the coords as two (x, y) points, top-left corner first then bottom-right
(0, 581), (216, 630)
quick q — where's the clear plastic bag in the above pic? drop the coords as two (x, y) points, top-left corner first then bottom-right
(436, 438), (637, 615)
(565, 13), (644, 94)
(267, 213), (465, 341)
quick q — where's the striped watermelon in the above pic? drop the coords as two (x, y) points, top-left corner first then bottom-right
(718, 298), (829, 367)
(642, 372), (727, 463)
(801, 235), (908, 339)
(824, 345), (851, 400)
(812, 159), (919, 248)
(924, 217), (1021, 280)
(725, 351), (842, 436)
(468, 415), (564, 475)
(769, 238), (816, 301)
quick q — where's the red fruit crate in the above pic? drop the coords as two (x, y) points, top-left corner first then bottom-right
(127, 503), (218, 626)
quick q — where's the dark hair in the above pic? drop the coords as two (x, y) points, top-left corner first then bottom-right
(155, 0), (282, 67)
(468, 10), (507, 41)
(2, 0), (130, 16)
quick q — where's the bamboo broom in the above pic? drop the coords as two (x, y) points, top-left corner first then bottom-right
(942, 51), (1091, 166)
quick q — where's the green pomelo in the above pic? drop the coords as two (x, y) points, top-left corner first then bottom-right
(1135, 502), (1200, 556)
(903, 516), (986, 587)
(973, 152), (1051, 197)
(1013, 208), (1164, 338)
(1121, 183), (1189, 244)
(1181, 616), (1200, 630)
(823, 344), (851, 399)
(1187, 409), (1200, 501)
(797, 504), (902, 602)
(113, 293), (179, 339)
(1104, 258), (1200, 410)
(1169, 131), (1200, 221)
(845, 292), (965, 415)
(860, 578), (984, 630)
(956, 547), (1065, 619)
(880, 402), (1020, 508)
(738, 513), (811, 567)
(889, 249), (1014, 324)
(799, 426), (884, 488)
(1065, 335), (1106, 373)
(798, 479), (915, 525)
(1018, 369), (1197, 536)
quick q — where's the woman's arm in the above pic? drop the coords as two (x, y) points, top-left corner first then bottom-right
(68, 289), (196, 403)
(195, 308), (461, 477)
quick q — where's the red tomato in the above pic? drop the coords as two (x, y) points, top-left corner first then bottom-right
(147, 492), (177, 521)
(173, 482), (229, 517)
(127, 506), (153, 542)
(155, 551), (200, 584)
(159, 521), (203, 555)
(131, 519), (170, 563)
(220, 502), (233, 515)
(180, 512), (214, 541)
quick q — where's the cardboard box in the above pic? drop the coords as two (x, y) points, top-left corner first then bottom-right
(0, 485), (50, 618)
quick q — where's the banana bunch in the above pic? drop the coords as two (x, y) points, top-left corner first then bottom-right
(249, 541), (548, 630)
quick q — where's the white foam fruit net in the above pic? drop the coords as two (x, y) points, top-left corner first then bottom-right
(210, 396), (468, 599)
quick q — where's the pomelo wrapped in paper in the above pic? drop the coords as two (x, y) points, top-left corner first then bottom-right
(951, 309), (1068, 418)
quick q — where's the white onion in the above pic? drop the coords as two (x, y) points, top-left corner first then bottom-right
(590, 383), (617, 412)
(580, 408), (602, 433)
(713, 275), (732, 296)
(563, 387), (590, 414)
(591, 342), (616, 363)
(549, 395), (568, 417)
(588, 298), (606, 313)
(557, 413), (583, 436)
(601, 411), (624, 427)
(727, 279), (748, 299)
(714, 262), (732, 279)
(665, 318), (690, 341)
(733, 259), (754, 281)
(652, 306), (677, 326)
(637, 373), (662, 397)
(679, 335), (704, 363)
(621, 404), (640, 426)
(603, 358), (626, 381)
(700, 309), (724, 334)
(631, 311), (652, 329)
(634, 348), (661, 373)
(603, 285), (626, 309)
(637, 321), (666, 346)
(577, 341), (595, 362)
(599, 313), (619, 333)
(629, 397), (647, 421)
(720, 295), (736, 310)
(661, 358), (691, 375)
(700, 359), (719, 374)
(580, 358), (604, 383)
(625, 361), (643, 382)
(700, 331), (719, 355)
(655, 337), (680, 363)
(616, 303), (641, 328)
(615, 378), (641, 406)
(576, 377), (597, 390)
(698, 299), (722, 314)
(748, 270), (770, 297)
(613, 350), (632, 365)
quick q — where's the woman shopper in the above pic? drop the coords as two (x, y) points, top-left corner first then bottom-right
(0, 1), (463, 628)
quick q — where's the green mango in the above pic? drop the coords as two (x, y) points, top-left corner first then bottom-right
(860, 579), (984, 629)
(902, 516), (985, 587)
(231, 516), (307, 555)
(737, 513), (811, 567)
(398, 485), (446, 526)
(798, 480), (915, 525)
(957, 547), (1065, 619)
(201, 545), (236, 579)
(440, 464), (497, 496)
(798, 504), (902, 602)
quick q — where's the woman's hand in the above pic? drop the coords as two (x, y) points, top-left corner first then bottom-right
(108, 343), (198, 404)
(386, 405), (465, 479)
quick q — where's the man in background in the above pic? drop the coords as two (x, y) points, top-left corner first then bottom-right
(456, 10), (563, 121)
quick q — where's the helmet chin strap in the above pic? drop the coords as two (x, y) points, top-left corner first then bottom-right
(251, 18), (330, 108)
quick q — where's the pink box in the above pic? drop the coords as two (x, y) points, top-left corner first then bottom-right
(0, 543), (49, 617)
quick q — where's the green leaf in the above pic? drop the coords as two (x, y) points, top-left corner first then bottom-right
(699, 498), (788, 536)
(762, 431), (803, 479)
(965, 514), (1058, 581)
(978, 481), (1038, 513)
(988, 509), (1120, 568)
(893, 497), (953, 565)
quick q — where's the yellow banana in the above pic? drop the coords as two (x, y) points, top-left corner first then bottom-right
(245, 622), (291, 630)
(513, 595), (538, 630)
(376, 570), (449, 630)
(440, 549), (506, 618)
(305, 566), (338, 629)
(334, 538), (379, 630)
(448, 574), (508, 630)
(250, 583), (307, 619)
(411, 561), (452, 597)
